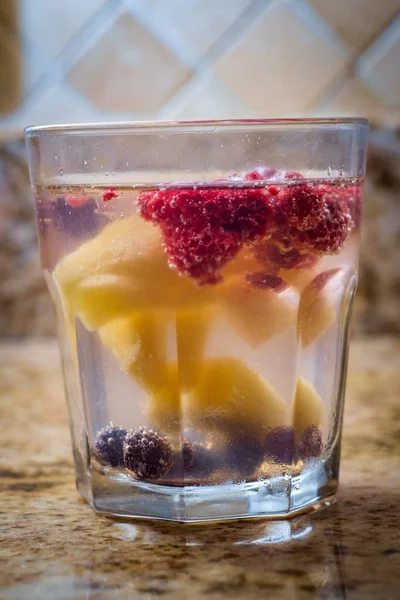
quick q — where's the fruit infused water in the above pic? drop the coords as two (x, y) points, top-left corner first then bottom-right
(26, 119), (368, 521)
(35, 169), (361, 517)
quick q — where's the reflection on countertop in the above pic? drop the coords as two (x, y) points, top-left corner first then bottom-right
(0, 337), (399, 599)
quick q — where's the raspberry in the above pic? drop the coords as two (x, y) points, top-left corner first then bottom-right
(138, 188), (271, 283)
(94, 423), (127, 468)
(264, 426), (295, 464)
(102, 187), (119, 202)
(124, 427), (174, 480)
(299, 425), (323, 460)
(279, 184), (327, 231)
(295, 192), (351, 254)
(246, 272), (288, 292)
(244, 166), (277, 180)
(254, 239), (317, 271)
(284, 170), (304, 180)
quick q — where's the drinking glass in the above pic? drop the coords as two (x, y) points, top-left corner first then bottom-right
(25, 119), (369, 522)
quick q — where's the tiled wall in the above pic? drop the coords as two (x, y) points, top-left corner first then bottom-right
(0, 0), (399, 129)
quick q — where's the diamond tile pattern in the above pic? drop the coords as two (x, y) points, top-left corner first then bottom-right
(8, 0), (107, 60)
(131, 0), (254, 59)
(165, 73), (249, 120)
(363, 32), (400, 104)
(68, 13), (192, 113)
(0, 0), (400, 127)
(320, 79), (394, 122)
(215, 3), (347, 116)
(308, 0), (400, 52)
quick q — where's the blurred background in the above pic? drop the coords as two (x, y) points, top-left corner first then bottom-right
(0, 0), (399, 337)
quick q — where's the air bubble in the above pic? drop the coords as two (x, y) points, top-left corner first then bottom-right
(54, 154), (59, 161)
(83, 160), (89, 168)
(58, 168), (64, 175)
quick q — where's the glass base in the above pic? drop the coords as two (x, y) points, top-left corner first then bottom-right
(87, 459), (337, 522)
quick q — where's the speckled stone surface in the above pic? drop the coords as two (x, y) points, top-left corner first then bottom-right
(0, 337), (399, 599)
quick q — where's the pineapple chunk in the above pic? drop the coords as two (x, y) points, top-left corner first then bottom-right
(292, 376), (324, 435)
(54, 216), (214, 329)
(298, 278), (335, 348)
(99, 312), (181, 432)
(176, 307), (213, 391)
(99, 312), (170, 386)
(280, 268), (317, 293)
(187, 357), (287, 440)
(220, 276), (296, 347)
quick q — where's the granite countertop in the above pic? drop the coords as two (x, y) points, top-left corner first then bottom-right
(1, 337), (399, 600)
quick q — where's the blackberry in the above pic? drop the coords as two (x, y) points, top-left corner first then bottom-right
(186, 443), (221, 479)
(94, 423), (127, 468)
(124, 427), (174, 480)
(299, 425), (323, 460)
(181, 438), (195, 470)
(53, 195), (109, 237)
(264, 426), (295, 465)
(224, 434), (264, 479)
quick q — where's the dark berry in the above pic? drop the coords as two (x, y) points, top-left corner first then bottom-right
(102, 187), (119, 202)
(224, 434), (264, 479)
(138, 188), (272, 283)
(299, 425), (323, 460)
(181, 438), (195, 470)
(186, 443), (221, 479)
(52, 195), (109, 238)
(246, 272), (288, 292)
(94, 423), (127, 468)
(124, 427), (174, 480)
(264, 427), (295, 465)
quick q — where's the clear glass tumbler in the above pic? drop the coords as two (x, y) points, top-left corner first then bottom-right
(25, 119), (369, 522)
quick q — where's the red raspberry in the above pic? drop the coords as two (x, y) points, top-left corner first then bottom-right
(293, 191), (352, 254)
(253, 239), (317, 271)
(138, 188), (271, 282)
(244, 166), (277, 181)
(245, 272), (288, 292)
(278, 184), (327, 231)
(102, 187), (119, 202)
(284, 170), (304, 180)
(272, 183), (353, 256)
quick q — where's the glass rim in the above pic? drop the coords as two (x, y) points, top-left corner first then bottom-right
(25, 117), (369, 137)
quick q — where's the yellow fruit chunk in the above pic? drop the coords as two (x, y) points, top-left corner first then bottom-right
(297, 277), (336, 348)
(187, 357), (287, 439)
(176, 308), (212, 391)
(54, 216), (214, 329)
(292, 376), (324, 435)
(220, 276), (296, 347)
(99, 312), (169, 384)
(280, 268), (317, 293)
(99, 312), (181, 432)
(222, 247), (260, 278)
